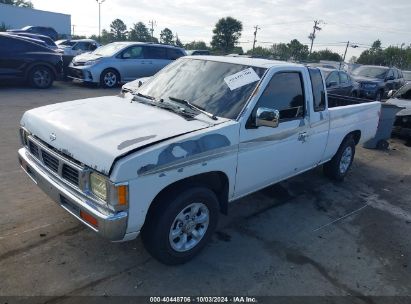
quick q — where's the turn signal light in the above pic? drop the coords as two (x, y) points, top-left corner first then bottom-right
(117, 185), (128, 206)
(80, 210), (98, 228)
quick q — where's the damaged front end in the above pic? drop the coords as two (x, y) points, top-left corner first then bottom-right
(18, 128), (130, 241)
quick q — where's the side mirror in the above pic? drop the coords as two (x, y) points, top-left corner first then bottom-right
(326, 81), (337, 88)
(122, 53), (131, 59)
(256, 107), (280, 128)
(387, 90), (396, 98)
(386, 76), (395, 81)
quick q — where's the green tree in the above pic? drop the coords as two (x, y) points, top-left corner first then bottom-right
(0, 0), (33, 8)
(185, 41), (208, 50)
(271, 43), (289, 60)
(160, 28), (173, 45)
(287, 39), (309, 61)
(110, 18), (127, 41)
(100, 29), (114, 44)
(211, 17), (242, 54)
(129, 22), (151, 42)
(309, 49), (342, 62)
(246, 46), (272, 57)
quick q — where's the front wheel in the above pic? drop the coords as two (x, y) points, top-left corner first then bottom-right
(141, 187), (219, 265)
(100, 69), (119, 88)
(323, 136), (356, 181)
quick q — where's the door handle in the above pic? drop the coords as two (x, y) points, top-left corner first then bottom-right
(298, 132), (309, 142)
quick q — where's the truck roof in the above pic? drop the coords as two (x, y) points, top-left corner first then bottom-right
(185, 55), (301, 69)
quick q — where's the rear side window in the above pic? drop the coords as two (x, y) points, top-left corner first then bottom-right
(167, 48), (184, 60)
(308, 68), (326, 112)
(256, 72), (305, 120)
(144, 46), (167, 59)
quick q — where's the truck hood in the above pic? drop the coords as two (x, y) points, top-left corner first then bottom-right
(21, 96), (216, 174)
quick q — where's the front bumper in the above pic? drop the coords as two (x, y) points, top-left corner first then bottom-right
(18, 148), (128, 241)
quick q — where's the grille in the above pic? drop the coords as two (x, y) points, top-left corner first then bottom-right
(29, 141), (39, 158)
(26, 138), (84, 188)
(41, 150), (59, 172)
(62, 164), (79, 185)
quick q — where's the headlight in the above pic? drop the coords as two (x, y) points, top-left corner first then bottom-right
(90, 172), (108, 201)
(89, 172), (128, 211)
(84, 59), (99, 66)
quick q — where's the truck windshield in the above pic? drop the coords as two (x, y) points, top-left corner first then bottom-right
(352, 66), (388, 79)
(138, 58), (266, 119)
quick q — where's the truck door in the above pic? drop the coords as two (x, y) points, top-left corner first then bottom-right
(235, 67), (327, 198)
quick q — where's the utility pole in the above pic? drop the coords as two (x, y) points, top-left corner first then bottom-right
(96, 0), (106, 39)
(308, 20), (323, 54)
(71, 24), (75, 36)
(148, 20), (157, 42)
(252, 25), (260, 56)
(339, 41), (358, 69)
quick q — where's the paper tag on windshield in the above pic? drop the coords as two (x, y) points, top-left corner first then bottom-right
(224, 68), (260, 91)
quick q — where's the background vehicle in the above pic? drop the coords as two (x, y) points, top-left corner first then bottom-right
(7, 26), (58, 41)
(68, 42), (186, 88)
(186, 50), (210, 55)
(0, 33), (63, 88)
(320, 68), (359, 96)
(351, 65), (405, 101)
(386, 84), (411, 138)
(56, 39), (100, 56)
(18, 57), (380, 265)
(7, 33), (58, 50)
(121, 76), (151, 95)
(403, 70), (411, 83)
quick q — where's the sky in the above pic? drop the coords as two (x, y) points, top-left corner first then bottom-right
(32, 0), (411, 58)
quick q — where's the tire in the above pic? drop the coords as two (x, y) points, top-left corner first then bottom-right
(323, 136), (356, 181)
(141, 187), (219, 265)
(377, 139), (389, 150)
(100, 69), (119, 88)
(29, 66), (54, 89)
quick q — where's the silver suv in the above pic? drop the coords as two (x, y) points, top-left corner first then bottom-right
(68, 42), (186, 88)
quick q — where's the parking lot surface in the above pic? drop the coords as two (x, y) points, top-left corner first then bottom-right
(0, 81), (410, 301)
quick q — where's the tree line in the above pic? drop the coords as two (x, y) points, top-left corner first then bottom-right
(1, 0), (411, 69)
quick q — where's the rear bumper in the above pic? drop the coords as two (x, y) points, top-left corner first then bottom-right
(18, 148), (128, 241)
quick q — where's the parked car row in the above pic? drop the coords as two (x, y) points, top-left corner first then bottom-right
(0, 33), (63, 88)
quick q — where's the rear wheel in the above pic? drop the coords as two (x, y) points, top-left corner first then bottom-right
(141, 187), (219, 265)
(323, 136), (356, 181)
(100, 69), (119, 88)
(29, 66), (54, 89)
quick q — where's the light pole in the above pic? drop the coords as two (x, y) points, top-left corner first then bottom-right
(96, 0), (106, 40)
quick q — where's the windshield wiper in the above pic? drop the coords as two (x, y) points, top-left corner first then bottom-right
(134, 92), (156, 100)
(168, 96), (217, 120)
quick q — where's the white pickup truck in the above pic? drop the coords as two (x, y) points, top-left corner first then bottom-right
(18, 56), (380, 264)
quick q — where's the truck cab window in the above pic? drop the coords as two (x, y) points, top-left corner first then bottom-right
(256, 72), (305, 120)
(308, 68), (326, 111)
